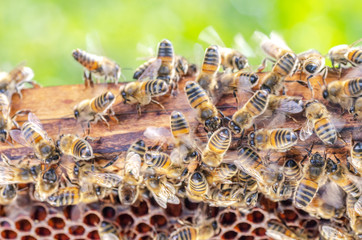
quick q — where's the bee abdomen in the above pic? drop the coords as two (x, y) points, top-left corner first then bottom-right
(144, 79), (169, 96)
(157, 39), (174, 63)
(185, 81), (209, 108)
(271, 129), (298, 149)
(145, 152), (171, 169)
(128, 139), (146, 159)
(202, 45), (220, 74)
(91, 91), (115, 112)
(346, 78), (362, 96)
(314, 118), (337, 145)
(48, 187), (80, 206)
(188, 172), (208, 195)
(133, 59), (154, 79)
(246, 90), (269, 116)
(294, 179), (318, 208)
(170, 227), (197, 240)
(72, 49), (101, 71)
(273, 52), (297, 76)
(208, 128), (231, 154)
(347, 49), (362, 66)
(170, 111), (190, 137)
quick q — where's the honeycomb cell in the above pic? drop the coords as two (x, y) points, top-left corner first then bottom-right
(48, 217), (66, 230)
(296, 208), (309, 216)
(222, 230), (237, 239)
(235, 222), (251, 232)
(131, 200), (149, 216)
(1, 230), (17, 239)
(280, 199), (293, 207)
(252, 227), (266, 236)
(140, 236), (153, 240)
(116, 213), (134, 228)
(238, 236), (254, 240)
(21, 236), (37, 240)
(54, 233), (71, 240)
(184, 198), (199, 210)
(69, 225), (86, 236)
(0, 220), (11, 227)
(87, 230), (100, 239)
(102, 206), (116, 219)
(258, 195), (278, 212)
(15, 218), (32, 231)
(165, 202), (182, 217)
(304, 219), (318, 228)
(30, 205), (47, 221)
(150, 214), (167, 227)
(206, 205), (219, 218)
(246, 210), (264, 223)
(219, 212), (237, 226)
(63, 205), (82, 221)
(278, 209), (298, 222)
(136, 222), (152, 233)
(0, 205), (6, 217)
(83, 213), (101, 226)
(35, 226), (51, 236)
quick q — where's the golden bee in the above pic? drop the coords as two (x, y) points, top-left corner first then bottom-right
(207, 163), (238, 184)
(346, 194), (362, 237)
(300, 100), (337, 145)
(56, 134), (94, 161)
(0, 154), (40, 184)
(72, 48), (121, 87)
(228, 90), (269, 134)
(184, 81), (221, 133)
(0, 184), (18, 205)
(328, 39), (362, 69)
(170, 219), (219, 240)
(73, 91), (116, 132)
(319, 224), (354, 240)
(234, 147), (267, 183)
(266, 219), (307, 240)
(267, 94), (304, 115)
(248, 128), (298, 152)
(218, 71), (259, 98)
(202, 127), (231, 167)
(350, 97), (362, 120)
(10, 112), (60, 164)
(186, 171), (209, 202)
(119, 79), (169, 115)
(145, 176), (180, 209)
(34, 164), (61, 201)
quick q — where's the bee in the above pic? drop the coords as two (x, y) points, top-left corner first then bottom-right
(184, 81), (221, 133)
(81, 185), (110, 204)
(186, 171), (209, 202)
(345, 47), (362, 67)
(283, 159), (303, 193)
(170, 220), (219, 240)
(234, 147), (267, 183)
(72, 48), (121, 87)
(34, 164), (61, 201)
(155, 39), (177, 86)
(47, 186), (81, 206)
(346, 194), (362, 236)
(350, 141), (362, 174)
(175, 55), (191, 78)
(319, 224), (354, 240)
(73, 91), (116, 132)
(0, 63), (35, 99)
(267, 94), (304, 115)
(207, 163), (237, 184)
(294, 152), (327, 209)
(0, 93), (21, 143)
(218, 71), (259, 96)
(328, 39), (362, 68)
(202, 127), (231, 167)
(81, 170), (123, 189)
(119, 79), (169, 115)
(195, 45), (221, 96)
(266, 219), (307, 240)
(350, 97), (362, 120)
(306, 194), (345, 219)
(10, 112), (60, 164)
(228, 90), (269, 134)
(300, 100), (337, 145)
(248, 128), (298, 152)
(145, 151), (172, 171)
(56, 134), (93, 161)
(205, 184), (243, 207)
(322, 78), (362, 109)
(0, 154), (40, 184)
(145, 176), (180, 209)
(0, 184), (17, 205)
(326, 157), (360, 197)
(237, 169), (258, 192)
(118, 183), (140, 206)
(98, 221), (120, 240)
(127, 139), (147, 160)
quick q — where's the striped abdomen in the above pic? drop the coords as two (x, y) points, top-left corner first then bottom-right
(272, 52), (297, 76)
(133, 58), (154, 79)
(47, 187), (80, 206)
(145, 152), (171, 169)
(294, 178), (318, 208)
(283, 159), (302, 180)
(313, 117), (337, 145)
(185, 81), (209, 109)
(141, 79), (169, 97)
(157, 39), (174, 64)
(127, 139), (146, 159)
(244, 90), (269, 117)
(71, 138), (92, 160)
(90, 91), (115, 113)
(236, 147), (265, 181)
(344, 78), (362, 96)
(212, 163), (237, 181)
(72, 49), (102, 71)
(188, 172), (208, 196)
(208, 128), (231, 155)
(346, 48), (362, 66)
(338, 179), (360, 197)
(352, 142), (362, 167)
(170, 111), (190, 138)
(266, 220), (299, 239)
(22, 122), (45, 145)
(170, 226), (197, 240)
(201, 45), (220, 74)
(268, 129), (298, 150)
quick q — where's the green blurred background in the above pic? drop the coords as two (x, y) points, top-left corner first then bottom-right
(0, 0), (361, 86)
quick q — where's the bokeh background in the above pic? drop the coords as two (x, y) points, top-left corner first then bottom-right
(0, 0), (361, 86)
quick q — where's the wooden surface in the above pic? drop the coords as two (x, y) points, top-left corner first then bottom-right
(1, 68), (361, 164)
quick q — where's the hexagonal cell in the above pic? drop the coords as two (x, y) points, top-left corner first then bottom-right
(140, 236), (153, 240)
(69, 225), (86, 236)
(1, 230), (17, 239)
(280, 199), (293, 207)
(116, 213), (134, 228)
(246, 210), (264, 223)
(136, 222), (152, 233)
(83, 213), (101, 227)
(63, 205), (82, 221)
(102, 206), (116, 219)
(234, 222), (251, 232)
(21, 236), (37, 240)
(30, 205), (47, 221)
(0, 220), (11, 227)
(15, 218), (32, 232)
(222, 231), (237, 239)
(304, 219), (318, 228)
(48, 217), (66, 230)
(131, 200), (149, 216)
(219, 211), (237, 227)
(206, 205), (219, 218)
(258, 195), (278, 212)
(165, 202), (182, 217)
(87, 230), (100, 239)
(54, 233), (70, 240)
(238, 236), (254, 240)
(150, 214), (167, 227)
(252, 227), (266, 236)
(278, 209), (298, 222)
(35, 226), (51, 236)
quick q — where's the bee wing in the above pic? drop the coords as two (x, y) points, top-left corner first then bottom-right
(125, 152), (141, 179)
(270, 31), (292, 51)
(198, 26), (226, 47)
(355, 195), (362, 215)
(85, 31), (105, 55)
(233, 33), (255, 58)
(276, 97), (304, 114)
(84, 171), (123, 188)
(0, 165), (16, 183)
(167, 194), (180, 205)
(143, 126), (172, 143)
(9, 129), (29, 146)
(193, 43), (205, 69)
(318, 181), (345, 209)
(299, 120), (313, 141)
(138, 59), (162, 82)
(136, 35), (158, 59)
(28, 112), (43, 129)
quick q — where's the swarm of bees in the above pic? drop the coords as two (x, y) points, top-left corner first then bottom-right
(0, 29), (361, 240)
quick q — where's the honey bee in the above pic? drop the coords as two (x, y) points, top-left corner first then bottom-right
(0, 63), (35, 99)
(184, 81), (221, 133)
(350, 140), (362, 174)
(237, 169), (258, 192)
(73, 91), (116, 132)
(0, 93), (21, 143)
(228, 90), (269, 134)
(145, 151), (172, 172)
(118, 184), (140, 206)
(202, 127), (231, 167)
(319, 224), (354, 240)
(98, 221), (120, 240)
(345, 47), (362, 67)
(328, 39), (362, 69)
(267, 94), (304, 115)
(81, 185), (110, 204)
(170, 219), (219, 240)
(306, 194), (345, 220)
(266, 219), (307, 240)
(207, 163), (237, 184)
(248, 128), (298, 152)
(0, 184), (17, 205)
(195, 45), (221, 95)
(34, 164), (61, 201)
(234, 147), (267, 183)
(56, 134), (93, 161)
(120, 79), (169, 115)
(283, 159), (303, 193)
(127, 139), (147, 160)
(81, 170), (123, 189)
(145, 176), (180, 209)
(294, 152), (327, 209)
(322, 78), (362, 109)
(47, 186), (80, 206)
(346, 194), (362, 236)
(186, 171), (209, 202)
(350, 97), (362, 120)
(72, 48), (121, 87)
(0, 154), (40, 184)
(10, 112), (60, 164)
(300, 100), (337, 145)
(205, 183), (243, 207)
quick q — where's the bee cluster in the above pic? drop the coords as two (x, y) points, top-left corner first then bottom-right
(0, 29), (361, 240)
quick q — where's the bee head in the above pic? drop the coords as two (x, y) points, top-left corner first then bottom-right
(235, 56), (247, 70)
(305, 63), (318, 73)
(45, 154), (60, 164)
(228, 120), (241, 134)
(0, 129), (8, 143)
(250, 74), (259, 85)
(204, 116), (221, 132)
(72, 49), (81, 60)
(326, 158), (338, 173)
(43, 168), (57, 184)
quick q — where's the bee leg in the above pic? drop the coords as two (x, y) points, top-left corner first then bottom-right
(337, 132), (347, 145)
(98, 114), (110, 129)
(233, 90), (239, 107)
(151, 100), (165, 111)
(103, 155), (119, 169)
(285, 114), (298, 123)
(306, 76), (314, 99)
(257, 58), (274, 72)
(136, 104), (142, 116)
(87, 122), (91, 135)
(83, 72), (89, 88)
